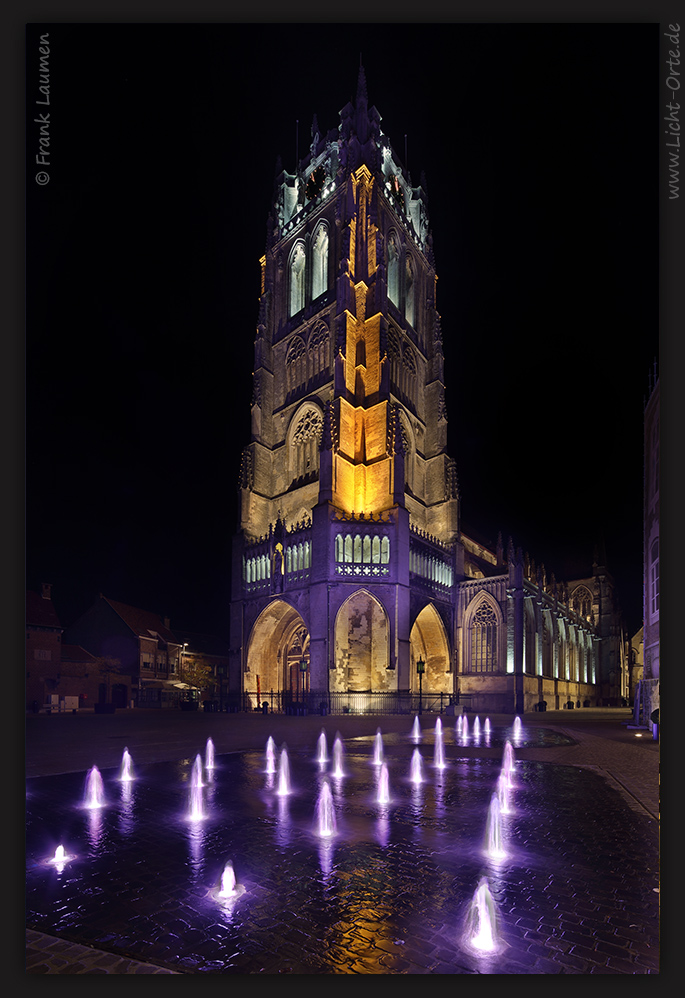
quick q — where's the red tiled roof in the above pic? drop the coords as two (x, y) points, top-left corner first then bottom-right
(102, 597), (179, 644)
(26, 590), (62, 630)
(61, 643), (96, 664)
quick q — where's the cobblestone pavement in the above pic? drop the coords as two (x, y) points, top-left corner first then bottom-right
(24, 708), (659, 974)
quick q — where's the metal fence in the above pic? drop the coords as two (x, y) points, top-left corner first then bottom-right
(228, 690), (472, 716)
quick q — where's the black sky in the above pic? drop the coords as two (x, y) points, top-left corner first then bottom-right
(25, 22), (659, 638)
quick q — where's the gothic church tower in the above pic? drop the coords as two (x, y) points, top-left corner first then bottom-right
(230, 68), (610, 715)
(231, 68), (459, 706)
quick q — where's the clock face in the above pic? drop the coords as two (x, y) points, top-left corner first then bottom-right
(306, 166), (326, 201)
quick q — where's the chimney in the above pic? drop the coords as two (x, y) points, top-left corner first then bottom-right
(41, 583), (52, 600)
(164, 617), (171, 629)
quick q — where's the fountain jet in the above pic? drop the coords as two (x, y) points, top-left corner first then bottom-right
(265, 736), (277, 774)
(211, 859), (245, 902)
(512, 715), (523, 745)
(377, 763), (390, 803)
(83, 766), (106, 809)
(316, 730), (328, 766)
(188, 754), (206, 820)
(48, 844), (73, 871)
(502, 739), (516, 787)
(373, 728), (384, 766)
(276, 746), (291, 796)
(411, 715), (422, 742)
(485, 793), (506, 861)
(205, 737), (215, 771)
(464, 877), (502, 954)
(473, 716), (481, 740)
(331, 735), (345, 778)
(434, 717), (446, 769)
(119, 748), (134, 782)
(315, 778), (337, 837)
(497, 769), (513, 814)
(410, 747), (424, 784)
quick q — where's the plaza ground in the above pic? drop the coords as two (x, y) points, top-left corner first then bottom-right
(25, 707), (659, 974)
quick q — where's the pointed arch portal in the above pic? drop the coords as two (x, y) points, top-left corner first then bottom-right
(332, 590), (391, 692)
(245, 600), (310, 701)
(410, 604), (452, 693)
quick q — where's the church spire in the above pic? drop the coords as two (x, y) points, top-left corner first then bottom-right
(356, 62), (368, 112)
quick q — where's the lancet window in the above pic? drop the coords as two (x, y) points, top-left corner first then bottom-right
(290, 406), (323, 481)
(312, 224), (329, 300)
(387, 232), (400, 307)
(286, 336), (307, 394)
(467, 601), (498, 674)
(289, 242), (306, 316)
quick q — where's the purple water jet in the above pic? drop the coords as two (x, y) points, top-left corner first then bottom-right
(316, 730), (328, 766)
(188, 755), (206, 820)
(377, 763), (390, 803)
(205, 737), (215, 771)
(331, 736), (345, 778)
(409, 748), (424, 784)
(484, 793), (506, 862)
(463, 877), (503, 954)
(497, 769), (513, 814)
(211, 860), (245, 902)
(83, 766), (106, 809)
(473, 716), (481, 740)
(315, 779), (337, 837)
(265, 736), (277, 774)
(502, 740), (516, 787)
(373, 728), (384, 766)
(411, 715), (422, 742)
(48, 844), (74, 872)
(434, 717), (446, 768)
(119, 748), (134, 782)
(276, 746), (291, 796)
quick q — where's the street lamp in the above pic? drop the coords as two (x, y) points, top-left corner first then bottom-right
(417, 656), (425, 715)
(299, 657), (308, 707)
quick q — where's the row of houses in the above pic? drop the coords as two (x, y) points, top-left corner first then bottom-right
(26, 585), (230, 711)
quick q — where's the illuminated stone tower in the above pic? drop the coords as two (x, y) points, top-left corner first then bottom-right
(230, 68), (610, 714)
(230, 67), (459, 707)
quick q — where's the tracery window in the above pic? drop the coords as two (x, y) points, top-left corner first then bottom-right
(312, 225), (329, 300)
(308, 321), (329, 380)
(388, 232), (400, 307)
(405, 255), (415, 327)
(286, 336), (307, 394)
(571, 586), (593, 621)
(289, 242), (306, 316)
(291, 406), (323, 480)
(468, 601), (498, 673)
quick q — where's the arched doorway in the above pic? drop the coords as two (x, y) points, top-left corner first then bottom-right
(410, 604), (451, 693)
(332, 590), (391, 692)
(245, 600), (310, 707)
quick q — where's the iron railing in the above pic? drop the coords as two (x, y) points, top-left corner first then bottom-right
(233, 690), (472, 716)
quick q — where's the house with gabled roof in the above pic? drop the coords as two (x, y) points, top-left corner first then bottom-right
(63, 594), (184, 707)
(26, 583), (63, 708)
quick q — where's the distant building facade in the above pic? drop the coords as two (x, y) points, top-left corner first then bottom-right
(63, 594), (182, 707)
(26, 583), (63, 708)
(229, 70), (625, 714)
(635, 370), (659, 729)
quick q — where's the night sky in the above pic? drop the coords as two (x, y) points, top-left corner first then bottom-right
(26, 22), (659, 639)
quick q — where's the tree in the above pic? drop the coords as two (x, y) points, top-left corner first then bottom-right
(181, 657), (213, 699)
